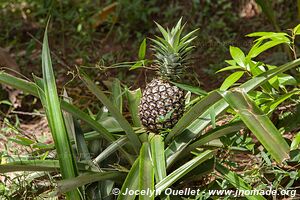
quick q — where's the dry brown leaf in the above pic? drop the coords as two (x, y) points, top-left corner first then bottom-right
(91, 2), (118, 29)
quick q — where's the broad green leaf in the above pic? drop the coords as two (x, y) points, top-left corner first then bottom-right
(291, 131), (300, 150)
(278, 74), (297, 86)
(249, 61), (265, 76)
(129, 60), (145, 70)
(117, 158), (139, 200)
(229, 46), (245, 68)
(155, 150), (214, 194)
(209, 106), (216, 129)
(125, 88), (142, 127)
(177, 158), (214, 183)
(171, 81), (207, 96)
(216, 163), (266, 200)
(80, 71), (141, 152)
(138, 39), (147, 60)
(220, 71), (244, 91)
(139, 143), (154, 200)
(225, 59), (236, 65)
(268, 75), (280, 90)
(264, 90), (300, 112)
(247, 32), (289, 42)
(150, 135), (167, 183)
(240, 58), (300, 92)
(112, 78), (123, 113)
(99, 115), (122, 130)
(0, 72), (39, 96)
(216, 66), (243, 73)
(219, 89), (289, 163)
(0, 160), (60, 172)
(293, 24), (300, 35)
(248, 40), (288, 58)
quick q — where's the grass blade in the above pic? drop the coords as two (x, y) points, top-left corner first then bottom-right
(215, 162), (266, 200)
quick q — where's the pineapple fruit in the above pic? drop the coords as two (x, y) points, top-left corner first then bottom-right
(139, 19), (198, 133)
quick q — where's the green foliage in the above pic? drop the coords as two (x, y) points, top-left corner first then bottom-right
(36, 24), (81, 199)
(1, 18), (300, 200)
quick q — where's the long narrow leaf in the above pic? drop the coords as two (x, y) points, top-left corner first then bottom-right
(155, 150), (214, 194)
(166, 91), (222, 142)
(150, 135), (169, 200)
(165, 58), (300, 166)
(63, 90), (91, 161)
(80, 71), (141, 152)
(150, 135), (167, 183)
(219, 89), (289, 163)
(215, 162), (266, 200)
(112, 78), (123, 113)
(182, 121), (245, 157)
(0, 72), (118, 143)
(117, 158), (139, 200)
(61, 101), (116, 142)
(125, 88), (142, 127)
(0, 160), (99, 173)
(139, 143), (154, 200)
(0, 72), (38, 96)
(94, 136), (129, 164)
(57, 171), (126, 194)
(40, 25), (80, 199)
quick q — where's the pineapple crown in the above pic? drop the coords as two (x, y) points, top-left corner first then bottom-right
(151, 18), (199, 81)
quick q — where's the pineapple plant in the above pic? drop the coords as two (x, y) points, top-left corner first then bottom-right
(139, 19), (198, 133)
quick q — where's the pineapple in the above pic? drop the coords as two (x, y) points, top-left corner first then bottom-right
(139, 19), (198, 133)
